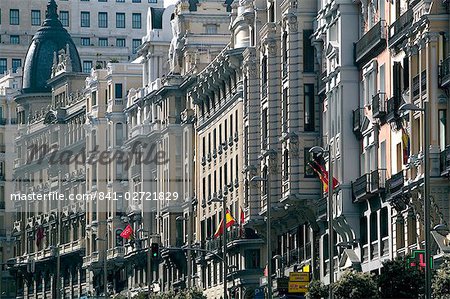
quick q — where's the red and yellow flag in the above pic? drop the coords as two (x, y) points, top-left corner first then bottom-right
(214, 210), (236, 238)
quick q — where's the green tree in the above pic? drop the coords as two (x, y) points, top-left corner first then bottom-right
(432, 258), (450, 299)
(332, 270), (377, 299)
(378, 255), (424, 298)
(306, 279), (328, 299)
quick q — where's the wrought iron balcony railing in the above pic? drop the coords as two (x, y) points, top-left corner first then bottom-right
(352, 169), (386, 202)
(439, 56), (450, 88)
(389, 9), (413, 48)
(372, 92), (386, 118)
(355, 20), (386, 64)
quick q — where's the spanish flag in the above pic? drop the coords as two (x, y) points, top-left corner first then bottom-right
(309, 162), (328, 192)
(402, 128), (410, 165)
(214, 210), (236, 238)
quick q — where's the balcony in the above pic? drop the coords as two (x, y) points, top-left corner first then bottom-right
(439, 56), (450, 88)
(386, 171), (405, 201)
(385, 96), (401, 123)
(440, 146), (450, 176)
(372, 92), (386, 119)
(352, 108), (364, 138)
(352, 169), (387, 202)
(389, 9), (413, 48)
(316, 196), (327, 221)
(355, 20), (386, 65)
(107, 246), (125, 262)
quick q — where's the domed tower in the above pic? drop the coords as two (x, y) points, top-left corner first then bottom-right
(16, 0), (81, 125)
(22, 0), (81, 94)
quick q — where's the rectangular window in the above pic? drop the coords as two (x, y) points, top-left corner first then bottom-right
(304, 84), (315, 131)
(12, 59), (21, 72)
(60, 11), (69, 27)
(116, 38), (126, 47)
(132, 0), (141, 2)
(98, 12), (108, 28)
(83, 61), (92, 73)
(81, 11), (90, 27)
(148, 0), (157, 2)
(303, 30), (314, 72)
(10, 35), (20, 45)
(81, 37), (90, 46)
(205, 24), (218, 34)
(115, 83), (123, 99)
(132, 39), (141, 54)
(0, 59), (7, 74)
(132, 13), (141, 29)
(98, 38), (108, 47)
(116, 0), (125, 2)
(31, 10), (41, 26)
(116, 13), (125, 28)
(10, 9), (19, 25)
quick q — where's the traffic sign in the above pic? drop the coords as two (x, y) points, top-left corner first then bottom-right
(288, 281), (309, 293)
(289, 272), (310, 282)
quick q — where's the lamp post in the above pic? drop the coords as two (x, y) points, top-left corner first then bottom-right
(250, 175), (272, 299)
(95, 237), (108, 298)
(400, 102), (431, 299)
(210, 193), (228, 299)
(309, 145), (333, 299)
(176, 215), (192, 289)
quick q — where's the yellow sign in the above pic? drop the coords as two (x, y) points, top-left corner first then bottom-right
(289, 272), (310, 282)
(302, 265), (310, 273)
(288, 281), (309, 293)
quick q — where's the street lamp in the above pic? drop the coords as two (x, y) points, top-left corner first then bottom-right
(95, 237), (108, 298)
(209, 195), (228, 299)
(176, 215), (193, 289)
(250, 175), (272, 299)
(309, 145), (334, 299)
(399, 101), (431, 299)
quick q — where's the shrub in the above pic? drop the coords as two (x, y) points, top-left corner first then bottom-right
(332, 270), (377, 299)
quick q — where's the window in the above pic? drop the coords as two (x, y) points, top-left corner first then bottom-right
(360, 216), (368, 245)
(31, 10), (41, 26)
(10, 35), (19, 44)
(148, 0), (157, 2)
(132, 39), (141, 54)
(0, 59), (7, 74)
(98, 12), (108, 28)
(10, 9), (19, 25)
(303, 30), (314, 72)
(83, 61), (92, 73)
(116, 38), (126, 47)
(98, 38), (108, 47)
(132, 13), (141, 29)
(81, 12), (90, 27)
(60, 11), (69, 27)
(115, 83), (123, 98)
(244, 249), (260, 269)
(116, 0), (125, 2)
(439, 109), (447, 151)
(380, 207), (388, 238)
(91, 91), (97, 106)
(262, 108), (268, 148)
(12, 59), (21, 72)
(132, 0), (141, 2)
(304, 84), (315, 131)
(205, 24), (217, 34)
(116, 123), (124, 146)
(116, 13), (125, 28)
(81, 37), (90, 46)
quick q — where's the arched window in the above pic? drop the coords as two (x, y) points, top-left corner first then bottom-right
(262, 166), (268, 196)
(116, 229), (124, 246)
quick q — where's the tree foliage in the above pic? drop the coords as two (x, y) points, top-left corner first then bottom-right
(306, 279), (328, 299)
(332, 270), (378, 299)
(143, 288), (206, 299)
(432, 258), (450, 299)
(378, 255), (424, 298)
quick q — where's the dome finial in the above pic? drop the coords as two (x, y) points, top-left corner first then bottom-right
(46, 0), (58, 20)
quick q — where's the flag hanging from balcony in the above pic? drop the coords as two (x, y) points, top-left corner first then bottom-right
(36, 226), (45, 247)
(213, 210), (236, 238)
(309, 160), (339, 193)
(402, 128), (410, 164)
(120, 224), (134, 240)
(313, 160), (339, 189)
